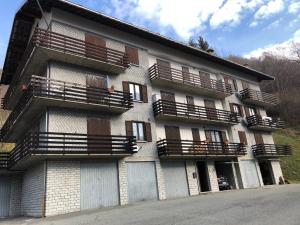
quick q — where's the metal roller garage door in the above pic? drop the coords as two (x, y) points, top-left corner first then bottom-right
(81, 162), (119, 210)
(127, 162), (158, 203)
(0, 176), (10, 218)
(240, 160), (260, 188)
(162, 162), (189, 199)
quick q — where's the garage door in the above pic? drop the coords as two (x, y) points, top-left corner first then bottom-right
(127, 162), (158, 203)
(162, 162), (189, 199)
(240, 160), (260, 188)
(81, 162), (119, 210)
(0, 176), (10, 218)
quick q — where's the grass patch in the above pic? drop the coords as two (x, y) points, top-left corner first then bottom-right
(273, 128), (300, 183)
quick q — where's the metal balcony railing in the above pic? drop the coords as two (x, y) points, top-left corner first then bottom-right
(153, 99), (239, 125)
(1, 76), (133, 140)
(239, 88), (279, 106)
(2, 132), (136, 169)
(149, 64), (232, 96)
(246, 115), (285, 130)
(157, 139), (246, 157)
(252, 144), (292, 157)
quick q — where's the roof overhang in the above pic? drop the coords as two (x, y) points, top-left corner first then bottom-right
(1, 0), (275, 84)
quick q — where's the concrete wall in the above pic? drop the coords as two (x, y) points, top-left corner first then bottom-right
(21, 163), (46, 217)
(270, 160), (283, 184)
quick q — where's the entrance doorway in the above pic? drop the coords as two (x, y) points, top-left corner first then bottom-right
(215, 161), (236, 191)
(197, 161), (210, 192)
(258, 161), (275, 185)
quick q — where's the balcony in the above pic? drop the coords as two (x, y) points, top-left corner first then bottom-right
(252, 144), (292, 158)
(4, 28), (130, 109)
(1, 132), (136, 170)
(246, 115), (285, 131)
(157, 139), (246, 159)
(0, 153), (9, 170)
(1, 76), (133, 141)
(153, 100), (239, 126)
(149, 64), (232, 99)
(239, 88), (279, 107)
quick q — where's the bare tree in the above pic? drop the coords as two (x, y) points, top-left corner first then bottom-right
(188, 36), (212, 52)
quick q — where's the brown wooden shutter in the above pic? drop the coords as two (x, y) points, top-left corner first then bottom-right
(229, 103), (234, 112)
(242, 81), (249, 90)
(205, 130), (212, 142)
(192, 128), (200, 142)
(144, 122), (152, 142)
(254, 132), (264, 144)
(125, 121), (133, 136)
(141, 85), (148, 103)
(224, 76), (229, 84)
(239, 105), (244, 117)
(232, 79), (238, 91)
(238, 131), (247, 145)
(244, 106), (250, 117)
(122, 81), (130, 93)
(220, 131), (227, 142)
(125, 46), (139, 65)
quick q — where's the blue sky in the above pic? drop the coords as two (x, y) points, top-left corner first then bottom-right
(0, 0), (300, 68)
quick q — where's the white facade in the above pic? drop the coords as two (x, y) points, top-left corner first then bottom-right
(0, 1), (287, 218)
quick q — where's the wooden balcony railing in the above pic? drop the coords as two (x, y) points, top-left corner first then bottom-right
(153, 99), (239, 125)
(252, 144), (292, 158)
(3, 132), (136, 169)
(1, 76), (133, 140)
(3, 28), (130, 110)
(157, 139), (246, 157)
(239, 88), (279, 106)
(149, 64), (232, 96)
(246, 115), (285, 130)
(0, 153), (9, 169)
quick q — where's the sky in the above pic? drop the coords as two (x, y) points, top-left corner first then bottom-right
(0, 0), (300, 68)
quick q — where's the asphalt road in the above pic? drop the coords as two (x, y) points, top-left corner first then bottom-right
(1, 184), (300, 225)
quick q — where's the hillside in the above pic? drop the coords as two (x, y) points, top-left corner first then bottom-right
(273, 128), (300, 183)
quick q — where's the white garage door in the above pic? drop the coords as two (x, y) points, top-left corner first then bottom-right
(240, 160), (260, 188)
(162, 162), (189, 199)
(0, 176), (10, 218)
(127, 162), (158, 203)
(81, 162), (119, 210)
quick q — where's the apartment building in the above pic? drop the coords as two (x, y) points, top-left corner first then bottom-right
(0, 0), (292, 218)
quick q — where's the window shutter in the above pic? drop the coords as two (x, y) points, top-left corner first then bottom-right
(205, 130), (212, 142)
(125, 121), (133, 136)
(192, 128), (201, 142)
(238, 131), (247, 145)
(122, 81), (130, 93)
(239, 105), (244, 117)
(220, 131), (227, 143)
(125, 46), (139, 65)
(232, 79), (238, 91)
(223, 76), (229, 84)
(144, 122), (152, 142)
(244, 106), (250, 117)
(141, 85), (148, 103)
(229, 103), (234, 112)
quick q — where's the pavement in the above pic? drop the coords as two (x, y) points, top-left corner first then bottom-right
(1, 184), (300, 225)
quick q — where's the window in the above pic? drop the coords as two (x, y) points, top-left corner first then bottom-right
(230, 103), (244, 117)
(123, 82), (148, 103)
(224, 75), (238, 91)
(125, 121), (152, 142)
(129, 83), (141, 101)
(133, 122), (145, 141)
